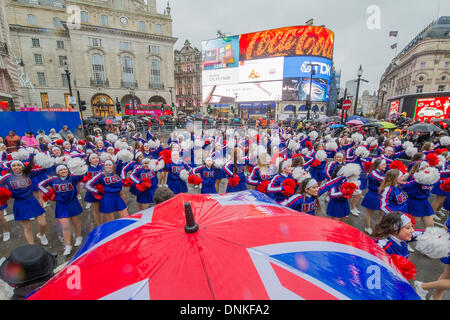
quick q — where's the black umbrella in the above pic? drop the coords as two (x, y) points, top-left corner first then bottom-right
(84, 118), (99, 124)
(407, 123), (441, 133)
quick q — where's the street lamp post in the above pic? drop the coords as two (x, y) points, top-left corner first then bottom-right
(306, 63), (317, 121)
(380, 85), (387, 119)
(129, 86), (136, 117)
(353, 65), (369, 116)
(63, 57), (73, 97)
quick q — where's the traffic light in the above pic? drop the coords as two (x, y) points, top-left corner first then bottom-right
(336, 98), (344, 109)
(231, 106), (234, 113)
(293, 105), (297, 114)
(116, 101), (121, 113)
(80, 100), (87, 111)
(160, 105), (164, 112)
(305, 101), (311, 111)
(207, 105), (212, 114)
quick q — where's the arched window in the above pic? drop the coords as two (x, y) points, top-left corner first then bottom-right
(150, 59), (161, 88)
(122, 56), (134, 86)
(91, 54), (106, 84)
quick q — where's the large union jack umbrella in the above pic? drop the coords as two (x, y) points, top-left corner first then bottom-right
(28, 190), (419, 300)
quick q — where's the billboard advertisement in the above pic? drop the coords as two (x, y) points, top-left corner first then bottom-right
(201, 36), (240, 70)
(201, 25), (334, 105)
(414, 96), (450, 122)
(238, 57), (284, 83)
(388, 100), (400, 118)
(239, 26), (334, 61)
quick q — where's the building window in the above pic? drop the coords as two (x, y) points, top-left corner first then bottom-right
(150, 59), (161, 88)
(416, 85), (424, 93)
(37, 72), (46, 86)
(196, 87), (201, 95)
(56, 40), (64, 49)
(61, 73), (69, 87)
(34, 54), (43, 65)
(150, 45), (159, 54)
(91, 54), (106, 83)
(89, 38), (102, 47)
(195, 76), (200, 83)
(420, 62), (426, 68)
(155, 24), (162, 34)
(28, 14), (36, 25)
(120, 41), (131, 51)
(186, 56), (191, 62)
(101, 15), (109, 26)
(53, 17), (62, 28)
(442, 75), (447, 81)
(138, 21), (145, 31)
(81, 11), (89, 23)
(32, 38), (40, 47)
(59, 55), (67, 66)
(196, 64), (201, 72)
(122, 56), (134, 85)
(438, 85), (446, 92)
(177, 66), (182, 72)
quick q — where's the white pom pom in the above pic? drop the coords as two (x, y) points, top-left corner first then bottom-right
(148, 140), (157, 149)
(406, 147), (418, 158)
(440, 136), (450, 147)
(415, 227), (450, 259)
(106, 134), (118, 144)
(181, 140), (193, 150)
(179, 169), (189, 182)
(403, 141), (414, 150)
(214, 158), (225, 169)
(308, 131), (318, 141)
(324, 134), (333, 142)
(292, 167), (311, 183)
(34, 153), (55, 169)
(156, 159), (165, 172)
(257, 145), (267, 156)
(301, 148), (309, 155)
(114, 140), (129, 151)
(315, 150), (327, 162)
(351, 133), (363, 144)
(55, 155), (72, 165)
(355, 146), (370, 158)
(413, 167), (440, 185)
(116, 150), (133, 163)
(100, 152), (112, 163)
(12, 149), (30, 161)
(288, 140), (300, 151)
(341, 163), (361, 178)
(148, 159), (157, 172)
(271, 136), (281, 147)
(438, 154), (446, 167)
(325, 141), (338, 151)
(67, 158), (88, 176)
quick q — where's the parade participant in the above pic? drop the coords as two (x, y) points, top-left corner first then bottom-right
(0, 193), (9, 241)
(361, 159), (386, 234)
(324, 152), (345, 180)
(0, 161), (48, 245)
(267, 159), (296, 203)
(130, 158), (163, 210)
(373, 211), (416, 258)
(380, 169), (408, 214)
(408, 152), (425, 171)
(121, 151), (145, 197)
(95, 139), (106, 154)
(431, 151), (450, 216)
(224, 148), (248, 193)
(414, 217), (450, 300)
(308, 147), (328, 186)
(380, 146), (407, 166)
(38, 163), (85, 256)
(193, 157), (218, 194)
(48, 129), (62, 142)
(147, 139), (163, 159)
(421, 142), (434, 155)
(83, 153), (103, 225)
(401, 161), (440, 228)
(281, 176), (344, 215)
(163, 150), (192, 194)
(246, 152), (275, 192)
(211, 143), (227, 193)
(348, 146), (371, 217)
(85, 159), (128, 224)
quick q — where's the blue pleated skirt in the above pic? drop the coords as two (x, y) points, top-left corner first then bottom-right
(407, 197), (434, 217)
(100, 192), (127, 214)
(168, 178), (188, 194)
(13, 196), (45, 221)
(216, 169), (227, 179)
(201, 184), (217, 194)
(432, 181), (447, 197)
(136, 187), (157, 204)
(226, 181), (247, 193)
(361, 190), (380, 210)
(55, 199), (83, 219)
(31, 172), (49, 193)
(84, 191), (100, 203)
(327, 198), (350, 218)
(359, 174), (367, 190)
(130, 184), (138, 196)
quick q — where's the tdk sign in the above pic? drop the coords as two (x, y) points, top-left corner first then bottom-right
(283, 57), (332, 81)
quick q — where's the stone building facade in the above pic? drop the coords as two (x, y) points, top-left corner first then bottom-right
(6, 0), (177, 117)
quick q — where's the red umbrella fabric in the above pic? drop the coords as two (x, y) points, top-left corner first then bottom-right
(27, 191), (419, 300)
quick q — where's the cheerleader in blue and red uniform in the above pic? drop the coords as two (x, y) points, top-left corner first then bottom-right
(0, 160), (48, 245)
(267, 159), (296, 203)
(223, 148), (248, 193)
(361, 158), (386, 234)
(246, 152), (276, 193)
(83, 153), (103, 225)
(211, 143), (227, 193)
(130, 158), (162, 210)
(308, 147), (328, 186)
(324, 152), (345, 180)
(281, 176), (344, 215)
(121, 151), (145, 197)
(193, 157), (219, 194)
(85, 159), (128, 224)
(326, 164), (355, 221)
(379, 169), (409, 215)
(431, 151), (450, 216)
(164, 150), (192, 194)
(38, 164), (85, 256)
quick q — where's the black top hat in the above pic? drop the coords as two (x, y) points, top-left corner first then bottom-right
(0, 245), (56, 286)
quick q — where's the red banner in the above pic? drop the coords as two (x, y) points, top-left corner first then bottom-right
(20, 107), (76, 112)
(414, 97), (450, 122)
(239, 26), (334, 61)
(0, 101), (9, 109)
(388, 100), (399, 117)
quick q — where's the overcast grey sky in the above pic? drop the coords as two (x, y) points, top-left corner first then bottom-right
(156, 0), (449, 94)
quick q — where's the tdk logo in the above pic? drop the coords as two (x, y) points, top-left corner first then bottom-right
(300, 61), (331, 76)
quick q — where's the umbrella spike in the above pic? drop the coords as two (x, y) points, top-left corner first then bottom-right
(184, 202), (199, 234)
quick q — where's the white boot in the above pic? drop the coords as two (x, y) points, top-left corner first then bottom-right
(74, 236), (83, 247)
(85, 203), (91, 209)
(2, 232), (10, 242)
(43, 201), (50, 208)
(63, 245), (72, 256)
(36, 233), (48, 246)
(3, 210), (7, 216)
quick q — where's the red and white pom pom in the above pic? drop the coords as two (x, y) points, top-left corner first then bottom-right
(228, 175), (240, 188)
(389, 254), (416, 280)
(440, 177), (450, 192)
(292, 167), (311, 183)
(426, 153), (440, 167)
(256, 180), (270, 193)
(415, 227), (450, 259)
(363, 161), (373, 172)
(54, 155), (72, 165)
(390, 160), (408, 174)
(413, 166), (440, 185)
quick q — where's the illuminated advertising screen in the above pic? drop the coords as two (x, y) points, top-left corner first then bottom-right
(201, 25), (334, 105)
(414, 96), (450, 121)
(388, 100), (400, 118)
(202, 36), (240, 70)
